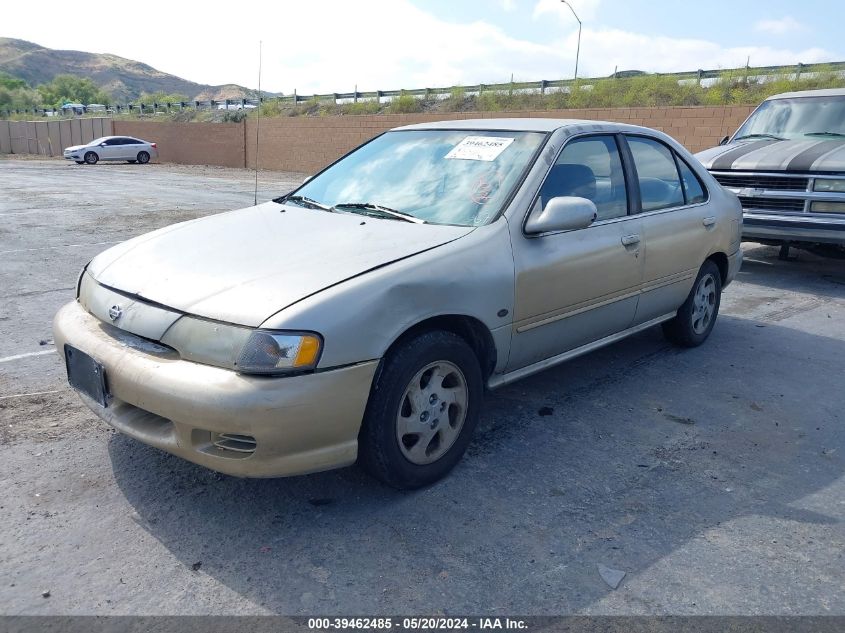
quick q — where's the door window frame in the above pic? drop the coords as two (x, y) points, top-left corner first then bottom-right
(522, 132), (637, 237)
(619, 133), (710, 217)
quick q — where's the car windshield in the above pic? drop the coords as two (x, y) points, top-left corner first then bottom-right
(733, 95), (845, 141)
(285, 129), (547, 226)
(89, 137), (107, 145)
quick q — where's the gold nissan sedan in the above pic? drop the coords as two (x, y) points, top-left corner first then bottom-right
(54, 119), (742, 489)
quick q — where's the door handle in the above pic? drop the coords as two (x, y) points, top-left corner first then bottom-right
(621, 234), (641, 246)
(702, 216), (716, 228)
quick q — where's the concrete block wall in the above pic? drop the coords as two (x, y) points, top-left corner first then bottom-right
(2, 106), (756, 171)
(239, 106), (756, 173)
(0, 118), (112, 156)
(113, 120), (246, 168)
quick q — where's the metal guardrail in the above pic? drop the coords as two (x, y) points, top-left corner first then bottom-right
(2, 60), (844, 118)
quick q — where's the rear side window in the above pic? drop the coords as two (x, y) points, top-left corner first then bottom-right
(539, 135), (628, 221)
(627, 136), (685, 212)
(677, 159), (707, 204)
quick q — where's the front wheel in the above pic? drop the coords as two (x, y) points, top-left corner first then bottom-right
(83, 151), (98, 165)
(662, 260), (722, 347)
(137, 151), (150, 164)
(358, 330), (483, 489)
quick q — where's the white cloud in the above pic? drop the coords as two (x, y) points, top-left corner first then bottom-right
(532, 0), (602, 23)
(499, 0), (517, 11)
(577, 27), (829, 75)
(754, 16), (805, 35)
(0, 0), (836, 97)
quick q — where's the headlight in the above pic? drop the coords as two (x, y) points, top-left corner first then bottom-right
(236, 331), (322, 374)
(160, 317), (322, 375)
(814, 178), (845, 193)
(811, 201), (845, 213)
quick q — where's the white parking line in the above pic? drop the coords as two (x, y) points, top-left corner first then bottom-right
(0, 349), (55, 363)
(0, 241), (119, 255)
(0, 389), (63, 401)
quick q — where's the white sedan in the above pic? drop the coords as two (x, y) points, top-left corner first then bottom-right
(63, 136), (158, 165)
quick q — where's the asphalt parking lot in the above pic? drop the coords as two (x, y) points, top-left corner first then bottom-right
(1, 158), (843, 616)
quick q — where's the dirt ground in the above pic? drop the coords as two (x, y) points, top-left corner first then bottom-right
(0, 158), (843, 616)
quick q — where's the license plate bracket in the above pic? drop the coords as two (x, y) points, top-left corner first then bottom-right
(65, 344), (109, 407)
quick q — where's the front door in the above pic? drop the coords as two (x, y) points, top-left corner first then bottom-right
(508, 134), (644, 371)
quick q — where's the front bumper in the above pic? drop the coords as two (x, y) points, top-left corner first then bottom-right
(53, 301), (379, 477)
(743, 212), (845, 245)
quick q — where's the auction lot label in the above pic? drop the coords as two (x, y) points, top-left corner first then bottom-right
(445, 136), (515, 161)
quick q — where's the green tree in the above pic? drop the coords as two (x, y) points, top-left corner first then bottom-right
(0, 72), (28, 90)
(0, 73), (41, 110)
(37, 75), (110, 107)
(139, 90), (190, 104)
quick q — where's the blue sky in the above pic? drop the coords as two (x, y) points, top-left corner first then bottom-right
(413, 0), (841, 66)
(2, 0), (841, 93)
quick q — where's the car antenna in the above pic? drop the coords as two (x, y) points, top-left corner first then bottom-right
(254, 40), (262, 206)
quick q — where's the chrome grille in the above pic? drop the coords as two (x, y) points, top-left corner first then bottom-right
(713, 173), (809, 191)
(737, 196), (806, 212)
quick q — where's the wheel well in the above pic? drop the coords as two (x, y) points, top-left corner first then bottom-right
(386, 315), (497, 380)
(707, 252), (728, 284)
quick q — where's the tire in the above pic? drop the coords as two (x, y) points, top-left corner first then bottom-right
(74, 161), (84, 165)
(137, 151), (150, 164)
(358, 330), (483, 489)
(83, 151), (98, 165)
(662, 260), (722, 347)
(127, 160), (137, 164)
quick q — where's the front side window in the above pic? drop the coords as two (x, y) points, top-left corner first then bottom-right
(539, 135), (628, 221)
(627, 136), (685, 212)
(290, 129), (547, 226)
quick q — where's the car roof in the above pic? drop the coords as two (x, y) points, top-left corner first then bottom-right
(765, 87), (845, 100)
(391, 118), (652, 133)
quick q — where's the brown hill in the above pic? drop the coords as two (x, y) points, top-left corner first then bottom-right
(0, 37), (257, 101)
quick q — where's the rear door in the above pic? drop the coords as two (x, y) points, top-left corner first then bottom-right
(622, 135), (714, 324)
(121, 138), (143, 159)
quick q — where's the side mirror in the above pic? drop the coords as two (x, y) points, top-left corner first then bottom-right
(100, 142), (107, 147)
(718, 135), (730, 146)
(525, 196), (597, 234)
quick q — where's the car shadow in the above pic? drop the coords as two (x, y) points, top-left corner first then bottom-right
(737, 243), (845, 300)
(107, 305), (845, 613)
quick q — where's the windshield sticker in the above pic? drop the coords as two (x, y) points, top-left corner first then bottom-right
(445, 136), (515, 161)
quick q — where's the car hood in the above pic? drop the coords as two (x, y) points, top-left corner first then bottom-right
(65, 144), (90, 151)
(87, 201), (474, 327)
(696, 138), (845, 173)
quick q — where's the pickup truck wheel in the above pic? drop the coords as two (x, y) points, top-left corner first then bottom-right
(83, 151), (98, 165)
(358, 330), (483, 489)
(662, 260), (722, 347)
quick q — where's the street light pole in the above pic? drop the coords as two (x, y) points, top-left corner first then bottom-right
(561, 0), (582, 81)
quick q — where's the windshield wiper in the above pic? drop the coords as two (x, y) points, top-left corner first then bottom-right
(274, 194), (333, 211)
(333, 202), (425, 224)
(732, 133), (786, 141)
(804, 131), (845, 138)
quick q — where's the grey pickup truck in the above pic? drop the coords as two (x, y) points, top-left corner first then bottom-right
(696, 88), (845, 256)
